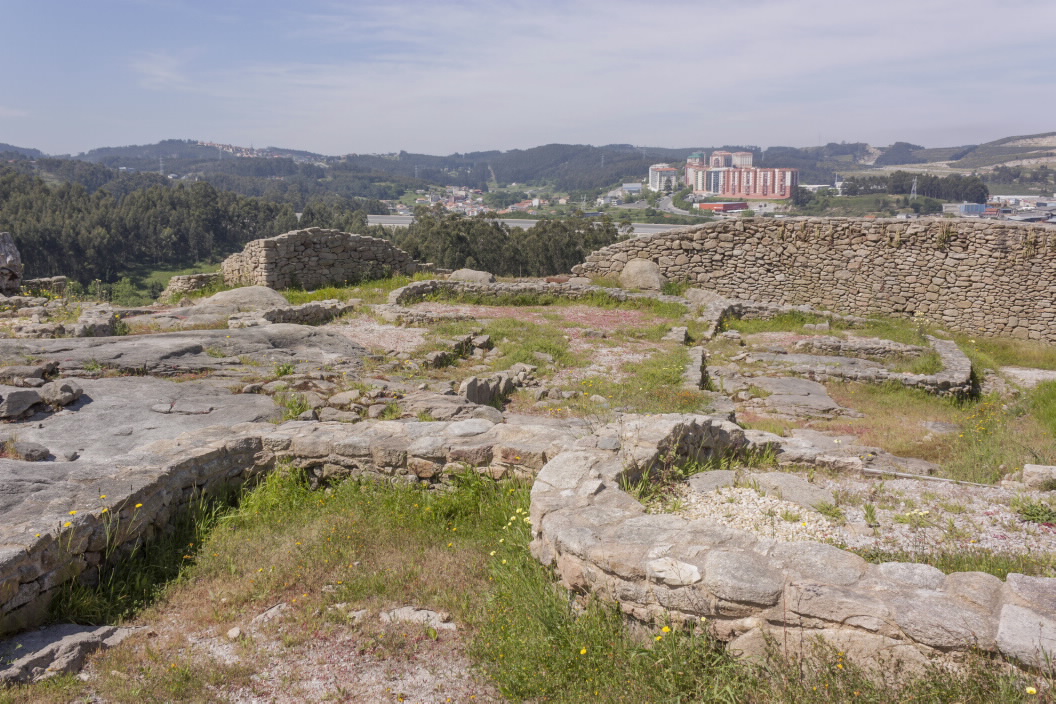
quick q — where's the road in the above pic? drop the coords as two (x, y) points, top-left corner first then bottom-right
(658, 196), (691, 216)
(367, 215), (685, 237)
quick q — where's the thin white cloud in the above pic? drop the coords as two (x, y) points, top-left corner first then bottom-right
(0, 105), (28, 118)
(130, 50), (195, 90)
(28, 0), (1056, 153)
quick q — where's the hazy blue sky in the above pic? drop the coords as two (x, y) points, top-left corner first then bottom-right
(2, 0), (1053, 155)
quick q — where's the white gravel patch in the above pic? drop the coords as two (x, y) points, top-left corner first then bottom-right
(662, 471), (1056, 560)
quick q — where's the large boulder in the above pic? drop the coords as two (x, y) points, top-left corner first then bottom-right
(0, 233), (23, 296)
(450, 268), (496, 283)
(619, 259), (665, 291)
(197, 285), (290, 311)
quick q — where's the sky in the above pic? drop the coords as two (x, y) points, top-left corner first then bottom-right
(1, 0), (1054, 156)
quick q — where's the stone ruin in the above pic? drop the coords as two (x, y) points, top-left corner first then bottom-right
(0, 232), (23, 296)
(218, 228), (419, 292)
(0, 222), (1054, 686)
(575, 217), (1056, 342)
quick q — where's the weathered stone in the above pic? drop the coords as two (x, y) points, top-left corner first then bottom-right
(754, 472), (835, 510)
(996, 604), (1056, 668)
(687, 470), (736, 493)
(37, 380), (83, 408)
(0, 233), (23, 296)
(645, 557), (702, 586)
(0, 387), (41, 419)
(449, 268), (495, 284)
(0, 624), (140, 684)
(1022, 464), (1056, 490)
(619, 259), (666, 291)
(702, 550), (783, 606)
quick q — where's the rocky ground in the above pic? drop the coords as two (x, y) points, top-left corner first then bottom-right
(0, 280), (1054, 698)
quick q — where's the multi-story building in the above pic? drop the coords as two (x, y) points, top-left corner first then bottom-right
(685, 152), (707, 188)
(648, 163), (680, 191)
(691, 150), (798, 200)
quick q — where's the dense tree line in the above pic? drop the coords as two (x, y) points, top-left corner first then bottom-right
(0, 167), (298, 282)
(984, 165), (1054, 186)
(387, 206), (624, 277)
(840, 171), (989, 203)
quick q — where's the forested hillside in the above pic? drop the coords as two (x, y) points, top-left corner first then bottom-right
(389, 206), (623, 276)
(0, 167), (298, 282)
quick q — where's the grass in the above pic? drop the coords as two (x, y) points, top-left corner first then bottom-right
(6, 465), (1048, 703)
(275, 391), (311, 420)
(47, 490), (236, 626)
(889, 350), (943, 375)
(955, 335), (1056, 372)
(430, 317), (583, 373)
(558, 346), (712, 416)
(282, 271), (437, 306)
(1029, 381), (1056, 436)
(819, 382), (1056, 484)
(426, 288), (688, 320)
(722, 311), (933, 347)
(850, 546), (1056, 580)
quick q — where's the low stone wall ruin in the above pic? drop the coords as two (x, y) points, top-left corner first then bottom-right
(3, 410), (1053, 674)
(388, 278), (687, 307)
(221, 228), (419, 291)
(529, 414), (1056, 673)
(0, 416), (583, 636)
(159, 272), (223, 300)
(574, 217), (1056, 342)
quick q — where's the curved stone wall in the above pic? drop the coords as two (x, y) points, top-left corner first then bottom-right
(529, 414), (1056, 673)
(574, 218), (1056, 342)
(222, 228), (419, 290)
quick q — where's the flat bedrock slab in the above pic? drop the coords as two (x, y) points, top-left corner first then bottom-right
(6, 376), (279, 463)
(1000, 367), (1056, 389)
(0, 324), (366, 372)
(0, 623), (141, 684)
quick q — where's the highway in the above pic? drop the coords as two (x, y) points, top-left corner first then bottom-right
(367, 215), (687, 237)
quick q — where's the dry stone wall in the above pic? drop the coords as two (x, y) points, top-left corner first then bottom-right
(0, 416), (583, 636)
(529, 414), (1056, 673)
(574, 218), (1056, 342)
(222, 228), (419, 291)
(159, 272), (223, 300)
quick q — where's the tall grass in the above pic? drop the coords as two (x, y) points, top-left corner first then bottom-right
(9, 466), (1049, 703)
(821, 382), (1055, 483)
(282, 271), (436, 305)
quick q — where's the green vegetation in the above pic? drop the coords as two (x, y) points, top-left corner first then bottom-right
(48, 491), (234, 626)
(890, 350), (943, 375)
(391, 207), (623, 277)
(955, 335), (1056, 371)
(424, 287), (687, 320)
(432, 317), (581, 373)
(9, 466), (1046, 703)
(852, 546), (1055, 580)
(1012, 495), (1056, 525)
(0, 167), (299, 285)
(561, 347), (708, 416)
(820, 384), (1055, 484)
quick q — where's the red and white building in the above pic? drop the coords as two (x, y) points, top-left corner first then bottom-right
(689, 151), (798, 200)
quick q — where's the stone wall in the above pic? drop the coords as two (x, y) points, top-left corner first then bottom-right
(530, 414), (1056, 673)
(159, 272), (223, 300)
(221, 228), (419, 290)
(0, 416), (582, 636)
(0, 428), (271, 634)
(574, 217), (1056, 342)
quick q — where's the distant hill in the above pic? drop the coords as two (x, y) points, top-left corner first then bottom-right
(0, 142), (44, 158)
(33, 132), (1055, 200)
(874, 132), (1056, 170)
